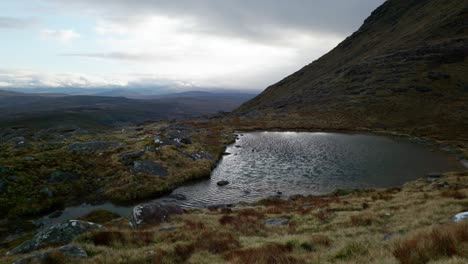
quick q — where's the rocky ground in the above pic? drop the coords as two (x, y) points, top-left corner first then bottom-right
(0, 120), (236, 245)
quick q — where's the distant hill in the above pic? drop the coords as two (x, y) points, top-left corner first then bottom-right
(236, 0), (468, 142)
(0, 90), (255, 130)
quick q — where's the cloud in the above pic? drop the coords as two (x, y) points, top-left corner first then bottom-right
(60, 52), (170, 61)
(47, 0), (385, 43)
(2, 1), (386, 90)
(40, 29), (80, 43)
(0, 16), (37, 29)
(0, 69), (123, 88)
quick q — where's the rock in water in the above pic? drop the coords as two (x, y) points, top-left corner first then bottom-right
(8, 220), (102, 255)
(217, 180), (230, 186)
(133, 160), (168, 176)
(12, 244), (87, 264)
(130, 202), (183, 228)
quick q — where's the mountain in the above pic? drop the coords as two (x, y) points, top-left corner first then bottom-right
(236, 0), (468, 142)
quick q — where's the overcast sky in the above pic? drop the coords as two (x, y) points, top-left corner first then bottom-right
(0, 0), (384, 92)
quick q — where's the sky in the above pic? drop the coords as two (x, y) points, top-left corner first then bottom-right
(0, 0), (385, 92)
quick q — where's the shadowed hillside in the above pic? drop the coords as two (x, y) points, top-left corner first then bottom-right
(236, 0), (468, 142)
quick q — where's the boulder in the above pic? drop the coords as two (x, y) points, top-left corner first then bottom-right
(217, 180), (230, 186)
(12, 244), (87, 264)
(68, 141), (123, 153)
(47, 171), (80, 183)
(133, 160), (168, 177)
(264, 217), (290, 226)
(8, 220), (102, 255)
(119, 150), (145, 166)
(131, 202), (183, 228)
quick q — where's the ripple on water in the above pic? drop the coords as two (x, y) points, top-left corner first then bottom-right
(164, 132), (464, 208)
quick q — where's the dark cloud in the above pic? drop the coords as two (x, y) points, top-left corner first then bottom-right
(49, 0), (385, 41)
(0, 16), (37, 29)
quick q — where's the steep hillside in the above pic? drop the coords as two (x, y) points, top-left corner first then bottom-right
(236, 0), (468, 142)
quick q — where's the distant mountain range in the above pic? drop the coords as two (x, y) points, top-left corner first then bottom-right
(236, 0), (468, 142)
(0, 87), (259, 99)
(0, 89), (257, 130)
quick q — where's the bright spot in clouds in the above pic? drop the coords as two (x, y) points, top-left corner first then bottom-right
(40, 29), (80, 43)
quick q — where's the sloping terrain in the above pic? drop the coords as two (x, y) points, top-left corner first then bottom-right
(237, 0), (468, 142)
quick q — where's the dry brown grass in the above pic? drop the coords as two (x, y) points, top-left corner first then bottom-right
(350, 212), (376, 226)
(226, 243), (298, 264)
(219, 213), (266, 236)
(441, 190), (467, 200)
(393, 222), (468, 264)
(195, 230), (241, 254)
(87, 230), (155, 247)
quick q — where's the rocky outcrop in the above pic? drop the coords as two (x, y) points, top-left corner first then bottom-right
(8, 220), (102, 255)
(130, 202), (183, 228)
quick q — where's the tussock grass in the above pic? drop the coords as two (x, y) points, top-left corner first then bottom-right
(393, 222), (468, 264)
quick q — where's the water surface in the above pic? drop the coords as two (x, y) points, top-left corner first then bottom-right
(167, 132), (464, 207)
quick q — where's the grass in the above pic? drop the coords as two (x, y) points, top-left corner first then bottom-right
(2, 171), (468, 263)
(393, 222), (468, 264)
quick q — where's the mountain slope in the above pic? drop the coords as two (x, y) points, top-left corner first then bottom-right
(236, 0), (468, 141)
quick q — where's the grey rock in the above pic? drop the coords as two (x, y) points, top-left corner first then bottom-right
(217, 180), (229, 186)
(383, 232), (398, 241)
(57, 244), (88, 258)
(130, 202), (183, 228)
(40, 187), (53, 198)
(12, 244), (87, 264)
(133, 160), (168, 177)
(264, 217), (290, 226)
(47, 171), (80, 183)
(453, 212), (468, 222)
(191, 152), (214, 161)
(167, 193), (187, 201)
(119, 150), (145, 166)
(68, 141), (123, 152)
(461, 160), (468, 169)
(158, 226), (177, 232)
(8, 220), (102, 255)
